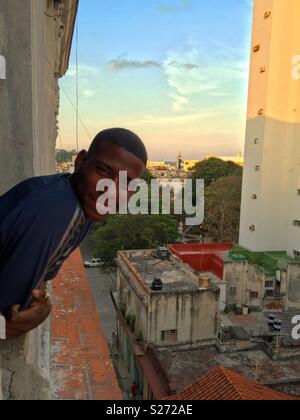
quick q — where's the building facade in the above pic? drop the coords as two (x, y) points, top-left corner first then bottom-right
(0, 0), (78, 400)
(112, 249), (220, 399)
(224, 250), (300, 312)
(239, 0), (300, 256)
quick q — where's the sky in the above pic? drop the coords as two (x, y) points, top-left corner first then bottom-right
(58, 0), (254, 160)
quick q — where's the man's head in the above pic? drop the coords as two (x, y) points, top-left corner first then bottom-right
(72, 128), (147, 221)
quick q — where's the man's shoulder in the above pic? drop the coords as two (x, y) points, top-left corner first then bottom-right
(19, 174), (72, 196)
(0, 174), (79, 222)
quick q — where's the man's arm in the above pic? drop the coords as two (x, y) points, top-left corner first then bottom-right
(0, 193), (75, 314)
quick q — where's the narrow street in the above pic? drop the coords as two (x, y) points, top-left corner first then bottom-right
(80, 236), (117, 343)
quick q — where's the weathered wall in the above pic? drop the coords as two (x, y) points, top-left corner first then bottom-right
(0, 0), (76, 194)
(117, 267), (149, 343)
(0, 0), (35, 191)
(148, 289), (219, 346)
(117, 253), (220, 347)
(225, 261), (265, 310)
(0, 323), (50, 400)
(286, 263), (300, 310)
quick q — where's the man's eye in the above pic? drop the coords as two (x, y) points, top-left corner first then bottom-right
(95, 164), (109, 175)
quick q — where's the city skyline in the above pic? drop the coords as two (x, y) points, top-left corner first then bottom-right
(58, 0), (254, 160)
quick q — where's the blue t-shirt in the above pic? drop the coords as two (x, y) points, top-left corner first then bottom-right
(0, 174), (92, 313)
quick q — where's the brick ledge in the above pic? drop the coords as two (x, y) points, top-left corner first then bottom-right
(50, 249), (122, 400)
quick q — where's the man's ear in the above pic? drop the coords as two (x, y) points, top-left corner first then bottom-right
(74, 150), (88, 172)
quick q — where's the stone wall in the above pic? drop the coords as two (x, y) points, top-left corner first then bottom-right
(286, 263), (300, 310)
(224, 260), (265, 311)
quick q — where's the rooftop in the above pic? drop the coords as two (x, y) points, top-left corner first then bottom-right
(122, 250), (200, 293)
(156, 347), (300, 393)
(169, 243), (234, 281)
(164, 366), (298, 400)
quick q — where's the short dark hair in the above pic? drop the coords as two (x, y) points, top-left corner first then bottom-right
(88, 128), (148, 165)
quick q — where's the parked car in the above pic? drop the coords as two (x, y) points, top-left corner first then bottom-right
(84, 258), (103, 268)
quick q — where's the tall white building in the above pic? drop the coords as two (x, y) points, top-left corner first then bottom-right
(239, 0), (300, 257)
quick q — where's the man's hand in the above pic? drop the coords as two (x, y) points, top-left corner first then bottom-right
(5, 290), (52, 339)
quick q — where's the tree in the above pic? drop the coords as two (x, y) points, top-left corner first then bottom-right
(91, 214), (179, 265)
(203, 175), (242, 243)
(56, 149), (77, 164)
(191, 158), (243, 188)
(141, 168), (155, 183)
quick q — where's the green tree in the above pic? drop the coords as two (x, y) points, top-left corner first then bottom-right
(203, 175), (242, 243)
(91, 214), (179, 265)
(56, 149), (77, 164)
(141, 168), (155, 183)
(191, 158), (243, 188)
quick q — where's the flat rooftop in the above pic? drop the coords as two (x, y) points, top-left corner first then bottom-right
(123, 251), (200, 293)
(225, 247), (300, 276)
(156, 347), (300, 393)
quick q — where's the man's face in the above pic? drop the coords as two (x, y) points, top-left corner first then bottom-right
(73, 141), (146, 221)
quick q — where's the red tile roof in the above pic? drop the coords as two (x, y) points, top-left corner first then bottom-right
(165, 366), (299, 400)
(51, 249), (122, 400)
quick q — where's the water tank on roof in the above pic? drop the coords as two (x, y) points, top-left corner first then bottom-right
(198, 275), (211, 289)
(156, 247), (170, 259)
(151, 277), (163, 291)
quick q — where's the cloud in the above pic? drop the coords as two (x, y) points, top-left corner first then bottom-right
(159, 0), (191, 13)
(82, 90), (96, 98)
(128, 111), (219, 127)
(169, 61), (199, 70)
(163, 48), (216, 111)
(163, 45), (249, 112)
(63, 64), (101, 100)
(106, 56), (200, 74)
(107, 58), (161, 72)
(65, 64), (100, 78)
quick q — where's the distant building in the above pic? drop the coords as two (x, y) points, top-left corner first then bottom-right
(224, 249), (300, 312)
(176, 153), (183, 171)
(239, 0), (300, 256)
(169, 243), (234, 311)
(147, 161), (167, 170)
(111, 248), (220, 399)
(112, 244), (300, 399)
(164, 366), (298, 401)
(170, 243), (300, 313)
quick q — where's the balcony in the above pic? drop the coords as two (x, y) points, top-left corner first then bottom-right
(0, 250), (122, 400)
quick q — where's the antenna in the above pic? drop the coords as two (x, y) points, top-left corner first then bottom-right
(75, 18), (79, 153)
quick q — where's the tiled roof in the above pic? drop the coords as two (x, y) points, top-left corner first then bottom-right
(165, 366), (299, 400)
